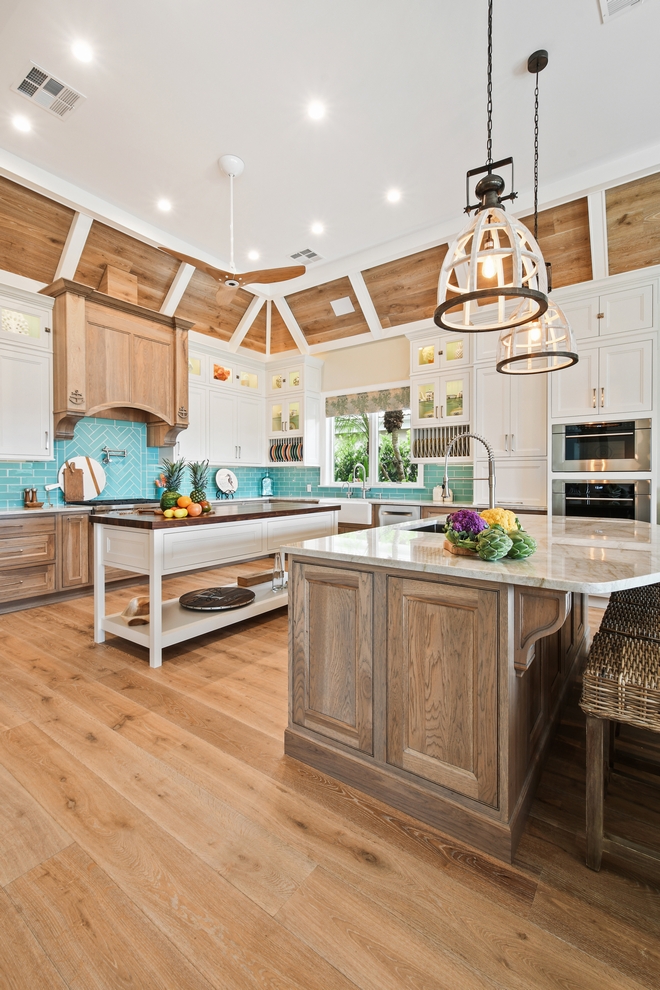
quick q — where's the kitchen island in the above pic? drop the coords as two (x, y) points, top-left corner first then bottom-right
(91, 499), (339, 668)
(282, 514), (660, 862)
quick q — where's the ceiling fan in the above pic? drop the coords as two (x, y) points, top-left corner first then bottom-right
(159, 154), (305, 302)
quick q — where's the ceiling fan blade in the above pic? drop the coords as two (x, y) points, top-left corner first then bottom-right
(237, 265), (306, 286)
(158, 247), (234, 283)
(215, 283), (240, 305)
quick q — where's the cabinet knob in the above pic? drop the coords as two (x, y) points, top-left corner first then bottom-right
(597, 312), (604, 319)
(69, 390), (84, 405)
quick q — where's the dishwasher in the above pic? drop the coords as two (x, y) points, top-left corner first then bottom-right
(375, 503), (421, 526)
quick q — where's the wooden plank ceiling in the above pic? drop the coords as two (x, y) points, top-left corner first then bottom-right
(270, 302), (299, 354)
(0, 175), (75, 283)
(520, 198), (592, 289)
(285, 276), (369, 346)
(241, 302), (267, 353)
(74, 221), (181, 311)
(606, 172), (660, 275)
(362, 244), (448, 328)
(175, 269), (254, 341)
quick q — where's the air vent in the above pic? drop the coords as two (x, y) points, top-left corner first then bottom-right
(290, 247), (323, 264)
(330, 296), (355, 317)
(12, 63), (85, 119)
(599, 0), (644, 20)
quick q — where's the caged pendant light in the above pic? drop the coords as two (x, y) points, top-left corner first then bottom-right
(496, 50), (579, 375)
(435, 0), (548, 334)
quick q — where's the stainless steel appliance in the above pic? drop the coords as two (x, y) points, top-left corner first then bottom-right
(552, 480), (651, 521)
(375, 504), (421, 525)
(552, 419), (651, 473)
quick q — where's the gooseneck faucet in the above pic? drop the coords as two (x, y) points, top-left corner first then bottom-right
(443, 432), (496, 509)
(352, 462), (367, 499)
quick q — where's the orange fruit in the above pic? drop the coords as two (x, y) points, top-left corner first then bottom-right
(187, 502), (202, 516)
(177, 495), (192, 508)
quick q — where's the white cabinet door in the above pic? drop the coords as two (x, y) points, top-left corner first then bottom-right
(439, 371), (470, 424)
(475, 366), (509, 457)
(551, 346), (599, 419)
(474, 330), (500, 364)
(208, 391), (237, 463)
(177, 384), (207, 461)
(509, 374), (547, 457)
(600, 284), (653, 337)
(561, 295), (600, 342)
(599, 338), (653, 415)
(0, 346), (52, 459)
(236, 396), (263, 464)
(474, 458), (547, 508)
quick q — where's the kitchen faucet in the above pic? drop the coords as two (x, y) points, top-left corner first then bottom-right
(443, 432), (496, 509)
(352, 463), (368, 499)
(341, 480), (352, 499)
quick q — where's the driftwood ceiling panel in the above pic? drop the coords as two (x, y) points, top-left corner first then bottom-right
(606, 172), (660, 275)
(362, 244), (448, 328)
(270, 302), (299, 353)
(0, 176), (75, 283)
(520, 198), (592, 289)
(175, 269), (253, 341)
(74, 221), (181, 311)
(241, 303), (267, 353)
(286, 276), (369, 345)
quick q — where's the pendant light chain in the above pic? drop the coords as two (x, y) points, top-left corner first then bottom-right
(486, 0), (493, 165)
(533, 69), (539, 241)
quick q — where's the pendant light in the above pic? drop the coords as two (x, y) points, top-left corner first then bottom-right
(435, 0), (548, 334)
(496, 51), (579, 375)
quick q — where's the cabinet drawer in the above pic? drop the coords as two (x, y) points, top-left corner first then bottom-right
(0, 563), (56, 602)
(0, 532), (55, 569)
(0, 515), (56, 536)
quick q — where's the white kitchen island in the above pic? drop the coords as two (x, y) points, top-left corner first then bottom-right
(91, 499), (339, 667)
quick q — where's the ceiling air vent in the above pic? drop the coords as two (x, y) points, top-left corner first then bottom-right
(290, 247), (323, 264)
(599, 0), (645, 21)
(11, 63), (85, 119)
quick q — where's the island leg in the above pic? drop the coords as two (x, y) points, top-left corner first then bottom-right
(586, 714), (605, 871)
(93, 522), (106, 644)
(148, 530), (164, 669)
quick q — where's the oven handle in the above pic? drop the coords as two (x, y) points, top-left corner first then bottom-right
(565, 497), (635, 502)
(564, 431), (635, 439)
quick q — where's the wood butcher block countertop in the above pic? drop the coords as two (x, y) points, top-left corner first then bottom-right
(88, 499), (341, 529)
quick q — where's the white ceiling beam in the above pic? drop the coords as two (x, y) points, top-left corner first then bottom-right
(54, 211), (93, 281)
(228, 294), (265, 352)
(587, 190), (609, 282)
(265, 299), (272, 356)
(275, 297), (310, 355)
(308, 332), (375, 355)
(348, 271), (384, 339)
(160, 262), (195, 315)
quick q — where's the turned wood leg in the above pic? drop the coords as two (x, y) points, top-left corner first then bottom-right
(586, 715), (606, 871)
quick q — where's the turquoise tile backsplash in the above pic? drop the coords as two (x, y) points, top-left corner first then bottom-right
(0, 418), (473, 509)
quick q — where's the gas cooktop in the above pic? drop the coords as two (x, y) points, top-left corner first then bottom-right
(66, 498), (159, 512)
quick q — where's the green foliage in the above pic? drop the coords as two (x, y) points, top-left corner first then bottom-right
(334, 414), (369, 482)
(378, 432), (417, 483)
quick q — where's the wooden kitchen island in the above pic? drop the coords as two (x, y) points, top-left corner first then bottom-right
(282, 515), (660, 862)
(91, 499), (339, 668)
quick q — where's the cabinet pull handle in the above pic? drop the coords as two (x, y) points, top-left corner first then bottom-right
(597, 312), (604, 319)
(238, 446), (241, 458)
(600, 387), (605, 408)
(440, 405), (444, 419)
(592, 388), (597, 408)
(0, 548), (24, 555)
(504, 434), (508, 451)
(5, 580), (24, 587)
(511, 434), (515, 451)
(435, 406), (438, 419)
(44, 431), (49, 451)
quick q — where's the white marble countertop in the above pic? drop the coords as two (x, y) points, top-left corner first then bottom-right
(282, 514), (660, 594)
(0, 505), (90, 518)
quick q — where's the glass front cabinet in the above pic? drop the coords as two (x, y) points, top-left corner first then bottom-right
(410, 333), (471, 375)
(268, 366), (303, 394)
(411, 372), (470, 426)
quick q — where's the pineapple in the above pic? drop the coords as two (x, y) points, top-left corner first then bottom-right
(160, 458), (186, 510)
(189, 460), (209, 503)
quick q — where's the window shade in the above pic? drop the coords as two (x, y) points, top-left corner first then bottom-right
(325, 386), (410, 418)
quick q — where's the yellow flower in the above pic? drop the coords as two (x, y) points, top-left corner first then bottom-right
(480, 508), (519, 532)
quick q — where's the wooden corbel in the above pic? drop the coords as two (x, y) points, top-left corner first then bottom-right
(514, 587), (571, 675)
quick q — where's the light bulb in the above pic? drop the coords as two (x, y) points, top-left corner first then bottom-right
(12, 115), (31, 133)
(307, 101), (326, 120)
(248, 250), (259, 261)
(157, 199), (172, 212)
(530, 325), (542, 342)
(72, 40), (93, 62)
(311, 222), (324, 235)
(481, 255), (496, 279)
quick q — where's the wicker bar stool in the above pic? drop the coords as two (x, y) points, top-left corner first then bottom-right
(608, 582), (660, 610)
(580, 621), (660, 871)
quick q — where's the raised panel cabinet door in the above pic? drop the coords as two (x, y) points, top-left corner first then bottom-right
(474, 458), (547, 508)
(560, 295), (600, 341)
(475, 365), (510, 457)
(131, 333), (172, 421)
(599, 338), (653, 415)
(550, 345), (599, 419)
(386, 576), (498, 807)
(509, 372), (547, 457)
(0, 346), (52, 459)
(290, 561), (373, 754)
(208, 390), (237, 463)
(236, 396), (263, 463)
(600, 284), (653, 336)
(60, 513), (90, 588)
(85, 319), (132, 410)
(177, 384), (208, 461)
(474, 329), (500, 364)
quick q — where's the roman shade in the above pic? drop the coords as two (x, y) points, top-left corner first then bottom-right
(325, 386), (410, 418)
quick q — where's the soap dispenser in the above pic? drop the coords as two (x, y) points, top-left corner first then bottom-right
(261, 471), (273, 497)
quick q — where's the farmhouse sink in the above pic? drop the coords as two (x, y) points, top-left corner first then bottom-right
(319, 499), (372, 525)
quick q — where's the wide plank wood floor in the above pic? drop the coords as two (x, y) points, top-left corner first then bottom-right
(1, 571), (659, 990)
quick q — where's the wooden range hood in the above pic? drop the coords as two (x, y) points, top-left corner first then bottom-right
(41, 278), (193, 446)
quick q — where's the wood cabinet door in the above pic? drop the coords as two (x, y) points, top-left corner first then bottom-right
(291, 561), (373, 755)
(599, 337), (653, 415)
(386, 577), (498, 807)
(60, 513), (90, 588)
(0, 346), (52, 460)
(475, 365), (510, 457)
(131, 330), (172, 421)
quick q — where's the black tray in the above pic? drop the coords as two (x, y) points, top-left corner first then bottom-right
(178, 586), (256, 612)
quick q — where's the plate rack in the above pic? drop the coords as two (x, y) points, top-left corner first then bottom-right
(269, 437), (304, 463)
(411, 424), (471, 461)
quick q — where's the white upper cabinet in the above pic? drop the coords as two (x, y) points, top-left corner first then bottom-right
(475, 366), (546, 458)
(208, 391), (237, 464)
(268, 366), (303, 394)
(236, 396), (263, 463)
(562, 283), (653, 341)
(410, 333), (471, 374)
(411, 371), (470, 426)
(0, 296), (52, 351)
(551, 339), (652, 419)
(176, 383), (207, 462)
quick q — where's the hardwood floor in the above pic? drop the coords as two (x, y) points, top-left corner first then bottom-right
(0, 578), (659, 990)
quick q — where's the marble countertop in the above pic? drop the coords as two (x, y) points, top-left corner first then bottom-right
(282, 514), (660, 594)
(317, 497), (546, 512)
(0, 505), (90, 518)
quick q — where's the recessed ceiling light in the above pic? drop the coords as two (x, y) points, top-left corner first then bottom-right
(247, 250), (260, 261)
(311, 222), (324, 235)
(386, 188), (402, 203)
(72, 40), (93, 62)
(157, 199), (172, 212)
(12, 114), (31, 132)
(307, 101), (326, 121)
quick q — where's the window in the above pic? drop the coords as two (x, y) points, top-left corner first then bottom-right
(331, 409), (419, 485)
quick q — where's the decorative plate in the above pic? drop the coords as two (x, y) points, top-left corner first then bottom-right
(215, 468), (238, 495)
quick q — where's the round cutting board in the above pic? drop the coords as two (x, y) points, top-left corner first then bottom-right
(215, 468), (238, 495)
(57, 456), (107, 500)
